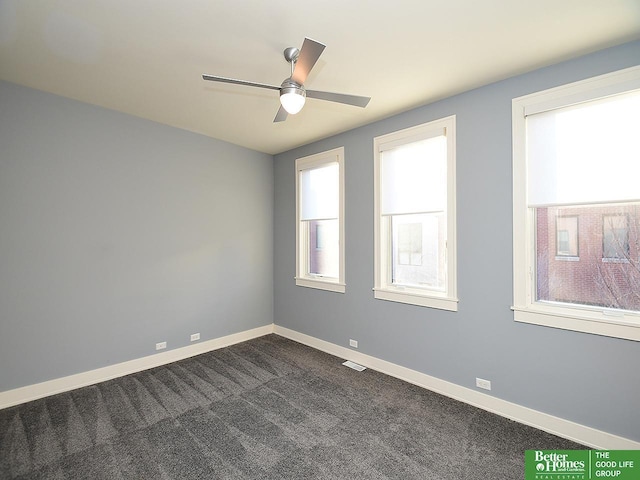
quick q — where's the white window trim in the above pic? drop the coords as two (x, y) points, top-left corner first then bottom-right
(373, 116), (458, 311)
(295, 147), (345, 293)
(512, 65), (640, 342)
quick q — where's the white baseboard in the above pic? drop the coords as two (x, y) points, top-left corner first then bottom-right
(273, 325), (640, 450)
(0, 324), (274, 410)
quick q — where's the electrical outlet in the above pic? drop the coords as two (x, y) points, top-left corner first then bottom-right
(476, 377), (491, 390)
(190, 333), (200, 342)
(156, 341), (167, 351)
(349, 339), (358, 348)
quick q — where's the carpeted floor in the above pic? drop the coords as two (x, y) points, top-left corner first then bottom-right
(0, 334), (583, 479)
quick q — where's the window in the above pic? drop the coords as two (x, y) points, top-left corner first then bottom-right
(557, 230), (570, 254)
(374, 116), (457, 310)
(295, 147), (345, 293)
(555, 216), (578, 257)
(512, 66), (640, 341)
(603, 215), (629, 260)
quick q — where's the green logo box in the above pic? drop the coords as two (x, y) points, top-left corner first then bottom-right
(525, 450), (640, 480)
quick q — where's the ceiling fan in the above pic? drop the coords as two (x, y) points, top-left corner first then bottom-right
(202, 37), (371, 123)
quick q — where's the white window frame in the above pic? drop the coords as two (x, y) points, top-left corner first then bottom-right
(295, 147), (345, 293)
(512, 65), (640, 342)
(373, 116), (458, 311)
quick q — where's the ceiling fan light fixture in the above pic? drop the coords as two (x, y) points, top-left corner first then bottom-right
(202, 37), (370, 123)
(280, 85), (306, 114)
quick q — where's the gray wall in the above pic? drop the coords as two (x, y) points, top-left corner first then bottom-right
(0, 81), (273, 391)
(274, 41), (640, 442)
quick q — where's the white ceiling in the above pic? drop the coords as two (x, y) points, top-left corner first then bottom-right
(1, 1), (639, 155)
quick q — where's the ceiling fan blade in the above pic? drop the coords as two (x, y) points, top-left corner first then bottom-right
(202, 74), (280, 91)
(291, 38), (326, 85)
(273, 105), (288, 123)
(306, 89), (371, 108)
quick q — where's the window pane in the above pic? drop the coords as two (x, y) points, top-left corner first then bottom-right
(307, 219), (339, 278)
(397, 223), (422, 266)
(556, 216), (578, 256)
(391, 213), (445, 290)
(536, 203), (640, 312)
(603, 215), (629, 259)
(557, 230), (570, 254)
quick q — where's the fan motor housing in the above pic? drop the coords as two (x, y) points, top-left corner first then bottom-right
(280, 78), (306, 98)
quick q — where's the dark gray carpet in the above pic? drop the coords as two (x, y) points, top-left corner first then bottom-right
(0, 334), (583, 479)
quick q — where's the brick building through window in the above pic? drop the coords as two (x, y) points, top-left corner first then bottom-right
(536, 203), (640, 312)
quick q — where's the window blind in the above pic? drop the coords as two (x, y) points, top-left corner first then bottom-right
(300, 163), (339, 221)
(381, 135), (446, 215)
(526, 90), (640, 207)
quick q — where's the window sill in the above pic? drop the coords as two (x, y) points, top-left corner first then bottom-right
(601, 257), (631, 264)
(295, 277), (345, 293)
(374, 287), (458, 311)
(512, 305), (640, 342)
(555, 255), (579, 262)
